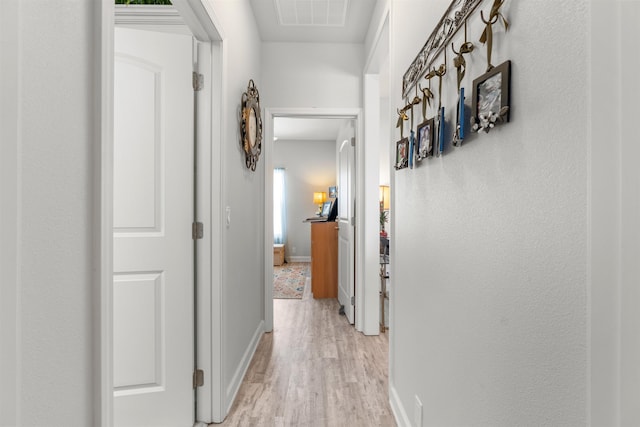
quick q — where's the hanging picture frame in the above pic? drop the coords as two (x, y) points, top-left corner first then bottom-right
(436, 107), (445, 157)
(416, 118), (435, 161)
(408, 132), (415, 169)
(471, 60), (511, 133)
(453, 87), (466, 147)
(395, 138), (409, 170)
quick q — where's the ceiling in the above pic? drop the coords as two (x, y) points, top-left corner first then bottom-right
(251, 1), (378, 142)
(249, 0), (377, 43)
(273, 117), (349, 141)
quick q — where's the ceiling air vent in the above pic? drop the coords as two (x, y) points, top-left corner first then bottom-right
(274, 0), (349, 27)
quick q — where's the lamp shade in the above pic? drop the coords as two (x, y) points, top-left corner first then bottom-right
(313, 192), (327, 205)
(379, 185), (390, 210)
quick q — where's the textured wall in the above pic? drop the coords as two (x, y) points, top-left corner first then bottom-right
(1, 0), (97, 425)
(209, 0), (265, 411)
(261, 42), (363, 109)
(619, 3), (640, 425)
(388, 0), (589, 425)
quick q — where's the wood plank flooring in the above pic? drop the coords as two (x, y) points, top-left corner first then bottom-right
(216, 280), (396, 426)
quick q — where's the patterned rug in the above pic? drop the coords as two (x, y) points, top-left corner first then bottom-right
(273, 262), (309, 299)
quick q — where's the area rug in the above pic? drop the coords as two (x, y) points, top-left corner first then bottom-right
(273, 262), (309, 299)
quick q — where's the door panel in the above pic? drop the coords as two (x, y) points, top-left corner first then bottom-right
(113, 57), (161, 232)
(113, 27), (194, 427)
(113, 272), (163, 391)
(338, 132), (355, 324)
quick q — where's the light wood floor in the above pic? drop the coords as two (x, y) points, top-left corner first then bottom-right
(216, 279), (396, 426)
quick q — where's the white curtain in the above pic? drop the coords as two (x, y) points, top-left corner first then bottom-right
(273, 168), (286, 244)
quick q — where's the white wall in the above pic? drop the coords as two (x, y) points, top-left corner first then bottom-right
(379, 95), (390, 186)
(262, 42), (363, 108)
(6, 0), (637, 425)
(207, 0), (265, 415)
(0, 0), (97, 425)
(590, 1), (640, 425)
(273, 139), (336, 260)
(387, 1), (589, 425)
(619, 5), (640, 424)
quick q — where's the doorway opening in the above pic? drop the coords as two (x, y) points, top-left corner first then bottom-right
(263, 109), (365, 334)
(100, 2), (225, 425)
(270, 117), (347, 302)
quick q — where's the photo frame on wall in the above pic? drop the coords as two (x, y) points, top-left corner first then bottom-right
(471, 60), (511, 133)
(408, 132), (415, 169)
(328, 186), (337, 198)
(453, 87), (466, 147)
(436, 107), (445, 157)
(416, 118), (434, 161)
(395, 138), (409, 170)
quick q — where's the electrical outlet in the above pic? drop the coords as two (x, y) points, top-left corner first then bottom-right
(414, 395), (423, 427)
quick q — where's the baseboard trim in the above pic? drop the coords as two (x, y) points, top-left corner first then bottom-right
(224, 320), (264, 415)
(287, 256), (310, 263)
(389, 384), (411, 427)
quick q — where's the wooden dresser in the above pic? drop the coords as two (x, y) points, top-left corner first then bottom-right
(310, 221), (338, 298)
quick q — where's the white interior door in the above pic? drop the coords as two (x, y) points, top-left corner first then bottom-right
(113, 27), (194, 427)
(338, 133), (356, 324)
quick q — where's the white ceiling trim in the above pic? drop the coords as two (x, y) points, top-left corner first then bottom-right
(115, 5), (184, 26)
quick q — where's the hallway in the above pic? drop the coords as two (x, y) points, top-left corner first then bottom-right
(218, 283), (395, 426)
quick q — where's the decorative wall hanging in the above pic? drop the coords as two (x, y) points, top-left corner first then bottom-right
(408, 90), (421, 168)
(451, 22), (474, 147)
(451, 22), (474, 90)
(418, 83), (434, 122)
(240, 79), (263, 171)
(395, 138), (409, 170)
(470, 60), (510, 132)
(479, 0), (509, 72)
(402, 0), (483, 98)
(394, 106), (410, 170)
(416, 117), (435, 160)
(433, 63), (447, 110)
(453, 87), (466, 144)
(431, 58), (447, 157)
(436, 106), (446, 156)
(396, 107), (409, 139)
(417, 69), (438, 161)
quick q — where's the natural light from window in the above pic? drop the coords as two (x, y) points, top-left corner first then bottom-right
(273, 168), (286, 244)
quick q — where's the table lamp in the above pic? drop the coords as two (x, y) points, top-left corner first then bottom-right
(313, 191), (326, 215)
(379, 185), (390, 211)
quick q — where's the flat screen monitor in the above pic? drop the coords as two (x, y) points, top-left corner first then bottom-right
(327, 198), (338, 221)
(321, 201), (332, 217)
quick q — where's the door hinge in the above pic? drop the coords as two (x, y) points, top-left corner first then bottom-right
(351, 296), (355, 306)
(192, 222), (204, 240)
(350, 137), (355, 147)
(192, 72), (204, 91)
(193, 369), (204, 388)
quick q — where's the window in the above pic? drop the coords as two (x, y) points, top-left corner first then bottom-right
(273, 168), (286, 244)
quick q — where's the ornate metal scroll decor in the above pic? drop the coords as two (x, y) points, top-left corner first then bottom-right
(402, 0), (482, 99)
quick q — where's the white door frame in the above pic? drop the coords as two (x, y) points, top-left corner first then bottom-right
(264, 108), (375, 334)
(96, 1), (226, 425)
